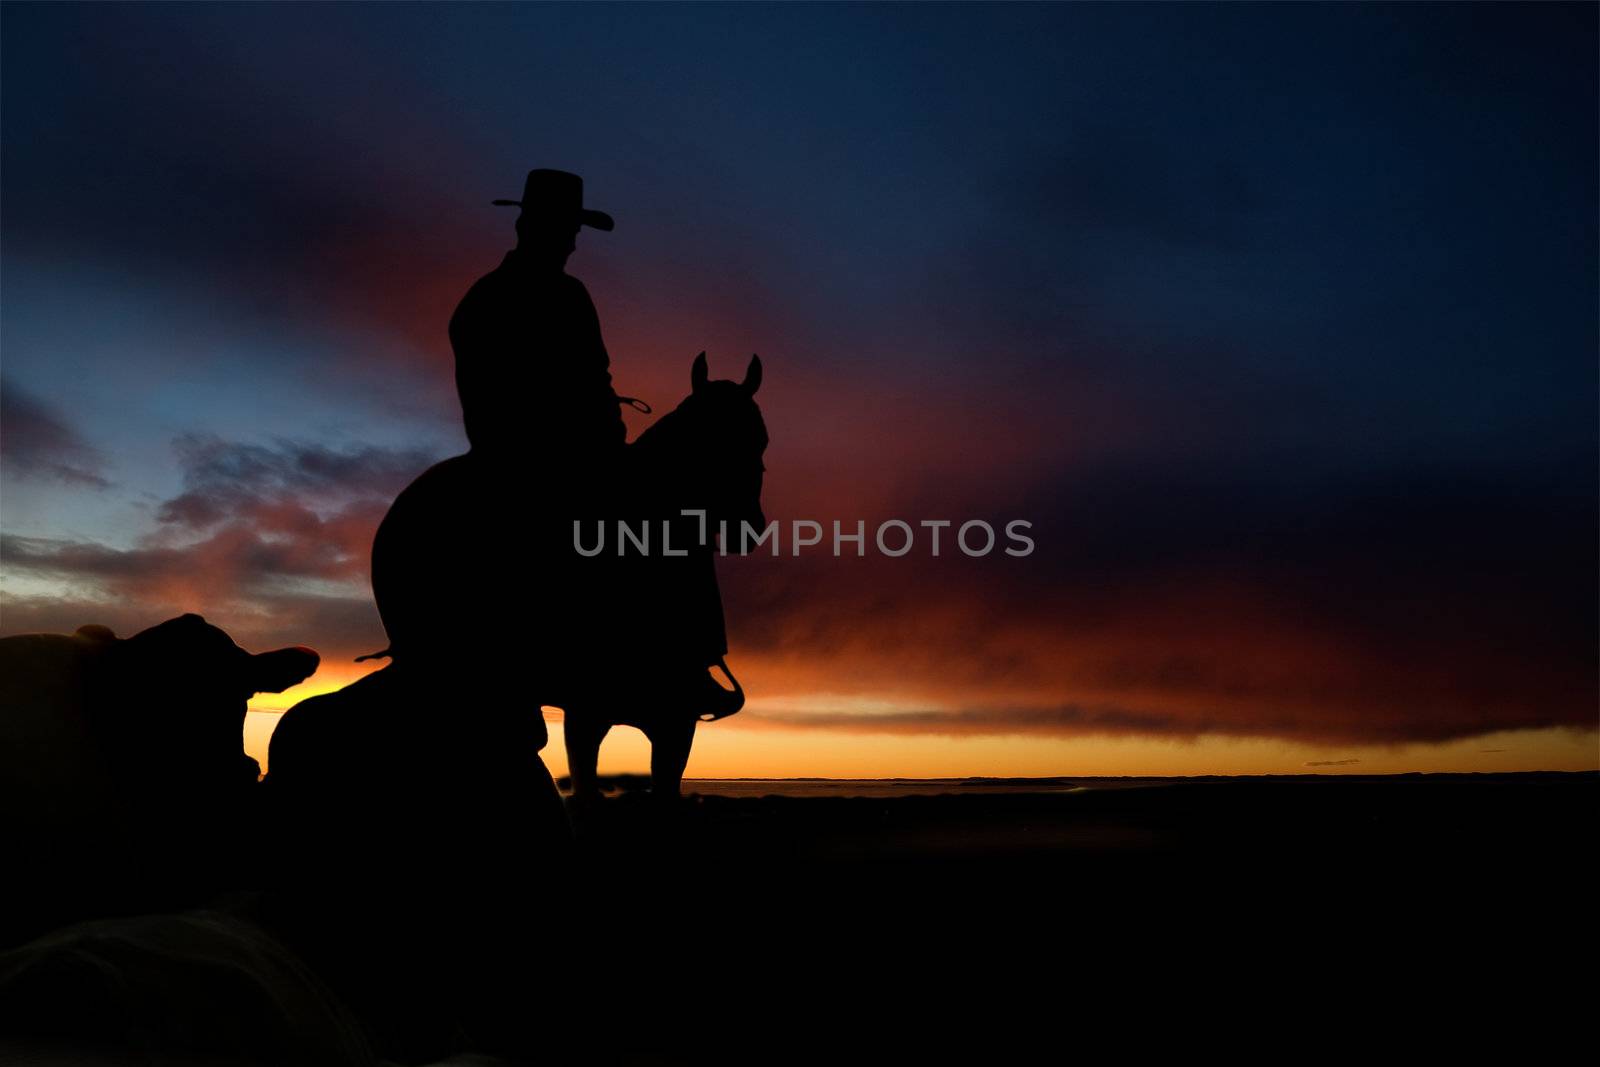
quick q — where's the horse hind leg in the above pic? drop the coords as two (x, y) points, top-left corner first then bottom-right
(564, 710), (611, 805)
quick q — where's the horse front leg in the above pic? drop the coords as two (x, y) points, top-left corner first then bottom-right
(563, 708), (610, 805)
(646, 715), (698, 804)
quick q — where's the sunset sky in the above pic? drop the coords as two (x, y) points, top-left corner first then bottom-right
(2, 3), (1595, 778)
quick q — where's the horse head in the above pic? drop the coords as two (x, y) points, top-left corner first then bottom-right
(638, 352), (768, 538)
(688, 351), (767, 535)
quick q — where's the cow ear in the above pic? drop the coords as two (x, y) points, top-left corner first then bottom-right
(249, 647), (320, 694)
(691, 351), (709, 393)
(75, 624), (117, 643)
(742, 354), (763, 396)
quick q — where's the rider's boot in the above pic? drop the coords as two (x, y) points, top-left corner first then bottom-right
(680, 657), (744, 722)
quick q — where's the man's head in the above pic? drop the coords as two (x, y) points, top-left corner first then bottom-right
(514, 214), (582, 269)
(494, 169), (613, 269)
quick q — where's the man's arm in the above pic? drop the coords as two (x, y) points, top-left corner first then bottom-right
(571, 278), (628, 451)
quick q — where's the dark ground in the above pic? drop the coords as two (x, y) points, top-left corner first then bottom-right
(3, 772), (1594, 1064)
(561, 772), (1597, 1062)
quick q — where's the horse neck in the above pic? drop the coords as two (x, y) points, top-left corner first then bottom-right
(633, 400), (697, 483)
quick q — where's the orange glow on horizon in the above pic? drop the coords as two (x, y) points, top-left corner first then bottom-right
(247, 687), (1597, 782)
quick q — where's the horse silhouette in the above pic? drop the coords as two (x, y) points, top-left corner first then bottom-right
(363, 351), (767, 802)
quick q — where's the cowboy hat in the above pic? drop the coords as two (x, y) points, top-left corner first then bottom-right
(492, 168), (614, 231)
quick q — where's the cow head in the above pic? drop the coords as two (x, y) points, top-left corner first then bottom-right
(92, 615), (319, 787)
(110, 613), (319, 704)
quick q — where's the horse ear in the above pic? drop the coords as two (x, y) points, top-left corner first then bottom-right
(742, 354), (763, 396)
(691, 351), (708, 393)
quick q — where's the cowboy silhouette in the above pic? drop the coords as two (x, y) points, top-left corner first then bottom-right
(453, 170), (627, 472)
(449, 168), (742, 722)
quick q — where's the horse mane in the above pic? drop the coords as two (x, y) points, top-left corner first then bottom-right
(631, 385), (767, 463)
(630, 396), (689, 457)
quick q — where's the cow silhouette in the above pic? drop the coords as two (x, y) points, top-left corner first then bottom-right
(263, 661), (571, 1063)
(0, 615), (317, 938)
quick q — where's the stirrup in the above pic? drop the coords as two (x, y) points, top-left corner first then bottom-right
(698, 657), (745, 722)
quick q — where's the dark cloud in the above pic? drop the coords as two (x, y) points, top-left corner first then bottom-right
(0, 379), (111, 488)
(156, 435), (437, 532)
(3, 510), (379, 589)
(1023, 123), (1267, 252)
(757, 704), (1214, 740)
(1305, 759), (1361, 768)
(0, 5), (485, 381)
(720, 450), (1596, 745)
(1, 435), (433, 656)
(0, 590), (384, 660)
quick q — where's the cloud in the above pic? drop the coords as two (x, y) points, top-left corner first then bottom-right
(156, 434), (436, 531)
(0, 379), (112, 488)
(1305, 759), (1362, 768)
(0, 589), (384, 662)
(1021, 123), (1267, 252)
(1, 434), (435, 656)
(755, 703), (1224, 740)
(6, 415), (1593, 749)
(720, 452), (1597, 746)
